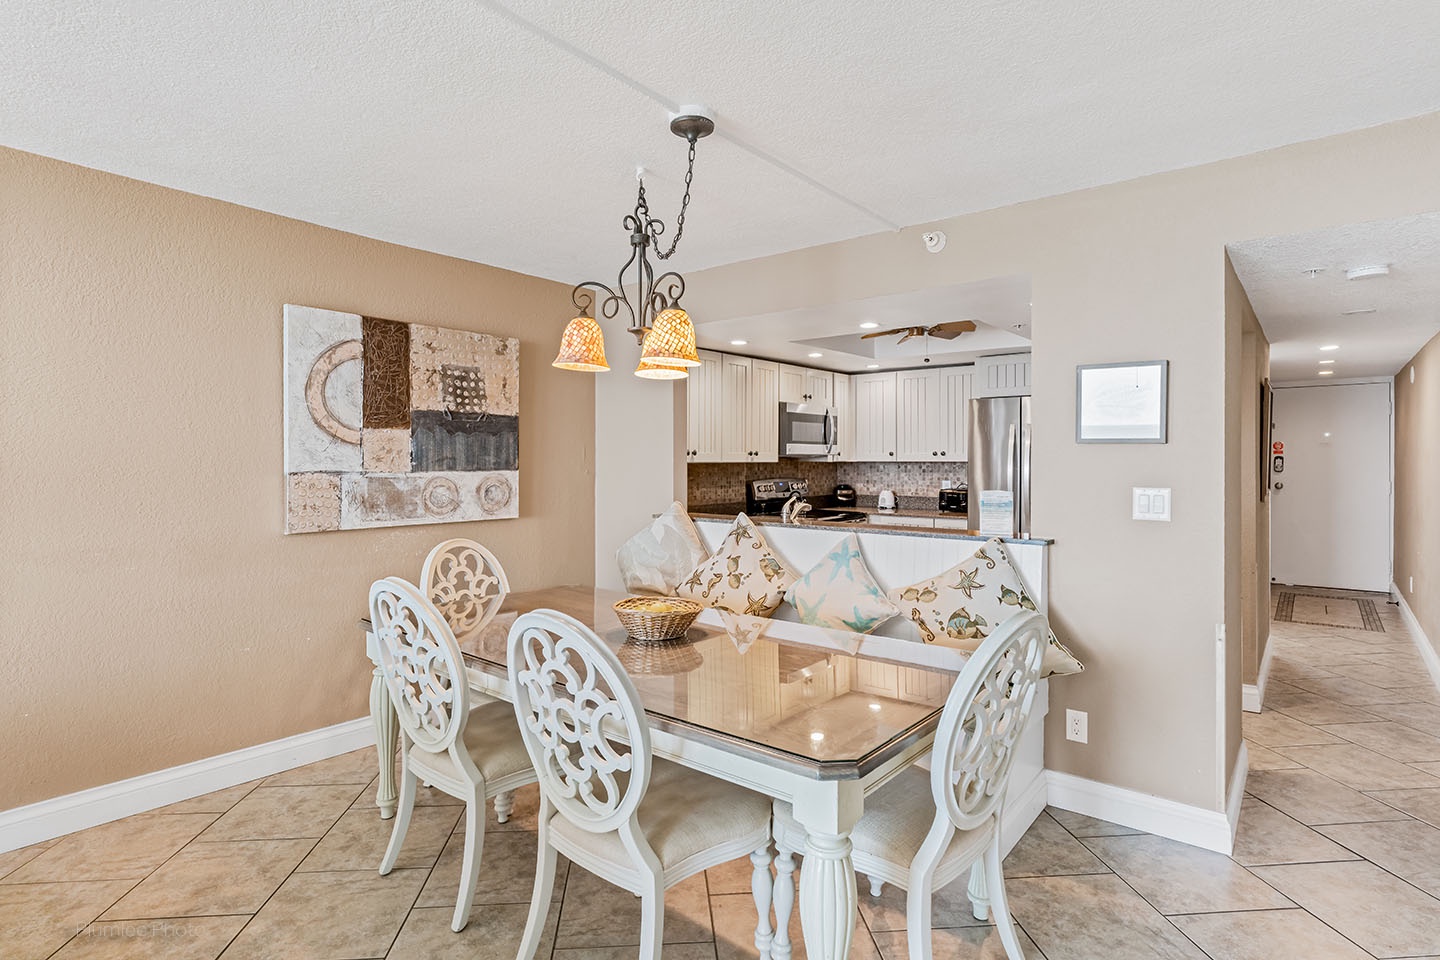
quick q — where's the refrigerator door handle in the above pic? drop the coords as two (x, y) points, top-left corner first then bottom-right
(1006, 422), (1017, 492)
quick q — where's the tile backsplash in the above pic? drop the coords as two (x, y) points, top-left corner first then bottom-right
(687, 459), (966, 505)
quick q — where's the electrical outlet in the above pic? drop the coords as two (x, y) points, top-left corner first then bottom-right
(1066, 709), (1088, 744)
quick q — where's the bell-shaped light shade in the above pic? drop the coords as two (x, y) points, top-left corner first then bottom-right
(639, 307), (701, 367)
(552, 314), (609, 372)
(634, 357), (689, 380)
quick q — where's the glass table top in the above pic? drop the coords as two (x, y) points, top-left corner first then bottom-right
(459, 586), (968, 780)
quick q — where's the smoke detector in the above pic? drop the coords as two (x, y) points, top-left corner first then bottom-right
(922, 231), (947, 254)
(1345, 264), (1390, 280)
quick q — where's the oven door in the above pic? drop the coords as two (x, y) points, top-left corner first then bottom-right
(779, 403), (835, 458)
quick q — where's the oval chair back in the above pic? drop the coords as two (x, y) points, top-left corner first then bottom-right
(506, 609), (652, 836)
(930, 609), (1048, 833)
(422, 539), (511, 641)
(369, 576), (470, 756)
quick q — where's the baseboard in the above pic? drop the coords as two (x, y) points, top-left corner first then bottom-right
(1392, 585), (1440, 693)
(0, 717), (373, 853)
(1242, 640), (1275, 713)
(999, 766), (1050, 857)
(1047, 766), (1238, 855)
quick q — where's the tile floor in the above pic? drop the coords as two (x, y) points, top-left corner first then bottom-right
(3, 586), (1438, 959)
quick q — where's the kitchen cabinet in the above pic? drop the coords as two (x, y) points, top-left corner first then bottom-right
(779, 365), (833, 406)
(937, 366), (973, 462)
(685, 350), (723, 462)
(831, 373), (853, 461)
(720, 354), (778, 462)
(973, 353), (1032, 398)
(895, 369), (941, 460)
(804, 370), (833, 406)
(850, 372), (898, 461)
(778, 364), (807, 405)
(869, 514), (933, 528)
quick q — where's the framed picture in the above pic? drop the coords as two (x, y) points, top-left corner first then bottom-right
(1076, 360), (1169, 443)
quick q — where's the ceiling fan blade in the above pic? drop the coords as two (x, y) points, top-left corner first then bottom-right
(860, 326), (916, 340)
(927, 320), (978, 340)
(896, 331), (917, 344)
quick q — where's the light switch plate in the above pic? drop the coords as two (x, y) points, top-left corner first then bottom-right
(1133, 487), (1172, 521)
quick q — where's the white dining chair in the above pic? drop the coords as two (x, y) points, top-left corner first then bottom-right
(368, 577), (538, 932)
(421, 538), (511, 642)
(507, 609), (777, 960)
(771, 610), (1049, 960)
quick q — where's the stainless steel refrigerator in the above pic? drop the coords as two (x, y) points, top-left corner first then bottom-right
(966, 396), (1032, 537)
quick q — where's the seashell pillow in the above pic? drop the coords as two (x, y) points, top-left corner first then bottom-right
(615, 501), (710, 596)
(785, 533), (901, 634)
(675, 513), (797, 617)
(890, 537), (1084, 677)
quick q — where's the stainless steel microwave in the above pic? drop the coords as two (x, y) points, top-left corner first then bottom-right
(778, 402), (836, 458)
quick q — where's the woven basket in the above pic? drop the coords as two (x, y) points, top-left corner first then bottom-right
(613, 596), (703, 642)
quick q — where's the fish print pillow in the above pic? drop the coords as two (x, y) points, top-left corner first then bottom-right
(890, 538), (1084, 677)
(615, 501), (710, 596)
(675, 513), (797, 617)
(785, 534), (901, 634)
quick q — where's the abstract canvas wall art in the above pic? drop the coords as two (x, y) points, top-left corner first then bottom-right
(283, 304), (520, 533)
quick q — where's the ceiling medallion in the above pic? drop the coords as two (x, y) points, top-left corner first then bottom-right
(552, 107), (715, 378)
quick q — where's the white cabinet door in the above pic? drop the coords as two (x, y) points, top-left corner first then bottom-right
(831, 373), (853, 461)
(805, 370), (834, 406)
(686, 350), (724, 463)
(720, 354), (752, 462)
(896, 369), (941, 461)
(938, 366), (973, 462)
(749, 359), (780, 463)
(851, 372), (897, 461)
(973, 353), (1032, 398)
(778, 364), (807, 406)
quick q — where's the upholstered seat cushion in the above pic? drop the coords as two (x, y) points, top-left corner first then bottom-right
(775, 767), (991, 873)
(548, 757), (772, 872)
(409, 700), (534, 784)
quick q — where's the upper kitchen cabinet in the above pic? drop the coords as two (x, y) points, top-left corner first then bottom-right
(831, 373), (853, 461)
(779, 364), (833, 405)
(895, 369), (941, 460)
(973, 352), (1032, 397)
(851, 371), (898, 461)
(721, 354), (779, 462)
(938, 366), (972, 461)
(685, 350), (723, 462)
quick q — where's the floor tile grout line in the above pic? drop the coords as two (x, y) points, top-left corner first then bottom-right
(39, 875), (145, 960)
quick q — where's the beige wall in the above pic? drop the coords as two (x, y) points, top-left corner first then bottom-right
(1229, 265), (1272, 691)
(0, 147), (595, 810)
(1395, 328), (1440, 654)
(666, 113), (1440, 811)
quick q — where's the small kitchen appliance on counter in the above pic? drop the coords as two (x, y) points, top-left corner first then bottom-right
(832, 483), (856, 506)
(876, 489), (897, 511)
(938, 487), (968, 514)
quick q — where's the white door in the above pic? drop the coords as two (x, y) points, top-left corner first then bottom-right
(831, 373), (853, 461)
(749, 359), (780, 462)
(778, 364), (807, 405)
(938, 367), (972, 462)
(804, 370), (834, 406)
(720, 354), (751, 462)
(851, 372), (897, 460)
(1271, 382), (1392, 592)
(687, 350), (723, 463)
(896, 369), (941, 460)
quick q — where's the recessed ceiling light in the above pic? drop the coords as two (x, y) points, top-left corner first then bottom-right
(807, 352), (823, 358)
(1345, 264), (1390, 280)
(1318, 370), (1335, 376)
(859, 322), (879, 330)
(1319, 344), (1340, 351)
(1341, 308), (1377, 316)
(809, 731), (825, 743)
(866, 363), (880, 369)
(1319, 359), (1335, 365)
(729, 339), (747, 346)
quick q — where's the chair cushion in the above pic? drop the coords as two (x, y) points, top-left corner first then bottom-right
(675, 513), (797, 617)
(411, 700), (534, 785)
(616, 501), (710, 596)
(775, 767), (990, 876)
(889, 538), (1084, 677)
(785, 533), (901, 634)
(548, 758), (771, 872)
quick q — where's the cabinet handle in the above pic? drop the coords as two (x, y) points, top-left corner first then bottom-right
(940, 451), (946, 456)
(932, 451), (938, 456)
(888, 451), (894, 457)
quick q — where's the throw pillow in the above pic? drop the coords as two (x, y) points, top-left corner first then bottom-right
(890, 537), (1085, 676)
(615, 501), (709, 596)
(675, 513), (796, 617)
(785, 533), (901, 634)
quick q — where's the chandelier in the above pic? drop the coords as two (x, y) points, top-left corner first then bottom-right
(552, 108), (715, 379)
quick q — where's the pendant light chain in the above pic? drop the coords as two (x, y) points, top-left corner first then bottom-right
(641, 134), (697, 261)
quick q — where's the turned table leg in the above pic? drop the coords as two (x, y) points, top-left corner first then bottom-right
(792, 781), (864, 960)
(368, 658), (398, 820)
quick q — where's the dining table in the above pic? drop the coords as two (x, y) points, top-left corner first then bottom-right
(363, 585), (988, 960)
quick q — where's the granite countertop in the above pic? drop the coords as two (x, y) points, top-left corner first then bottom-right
(687, 504), (1053, 546)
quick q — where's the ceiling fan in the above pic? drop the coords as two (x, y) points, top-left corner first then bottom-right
(860, 320), (977, 344)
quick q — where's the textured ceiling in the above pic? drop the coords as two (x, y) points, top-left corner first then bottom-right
(1228, 214), (1440, 382)
(3, 0), (1440, 298)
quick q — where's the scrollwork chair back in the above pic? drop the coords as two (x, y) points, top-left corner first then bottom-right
(369, 577), (469, 756)
(422, 539), (510, 641)
(931, 609), (1047, 832)
(507, 609), (651, 836)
